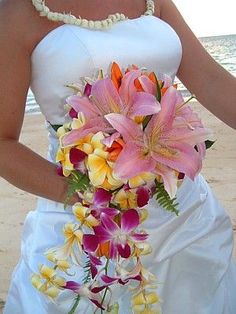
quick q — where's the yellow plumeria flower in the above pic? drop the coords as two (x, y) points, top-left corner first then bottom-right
(57, 122), (71, 138)
(56, 146), (74, 177)
(71, 112), (86, 130)
(72, 202), (99, 228)
(132, 290), (160, 314)
(129, 172), (156, 189)
(63, 131), (104, 156)
(31, 265), (66, 299)
(139, 208), (149, 223)
(87, 148), (123, 190)
(113, 188), (137, 210)
(46, 224), (83, 264)
(133, 241), (152, 257)
(133, 306), (161, 314)
(45, 252), (70, 273)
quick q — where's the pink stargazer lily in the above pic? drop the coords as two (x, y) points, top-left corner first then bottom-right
(83, 209), (148, 259)
(105, 86), (211, 198)
(62, 70), (161, 146)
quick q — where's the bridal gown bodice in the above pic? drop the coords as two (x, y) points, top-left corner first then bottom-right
(30, 15), (182, 124)
(3, 14), (236, 314)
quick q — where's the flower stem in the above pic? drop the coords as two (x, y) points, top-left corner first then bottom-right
(100, 259), (110, 313)
(68, 295), (80, 314)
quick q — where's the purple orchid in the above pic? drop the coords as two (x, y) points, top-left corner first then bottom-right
(83, 209), (148, 259)
(63, 280), (106, 310)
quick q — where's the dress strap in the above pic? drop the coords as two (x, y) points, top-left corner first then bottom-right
(31, 0), (155, 30)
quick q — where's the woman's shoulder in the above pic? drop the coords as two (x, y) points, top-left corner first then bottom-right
(0, 0), (60, 54)
(0, 0), (36, 51)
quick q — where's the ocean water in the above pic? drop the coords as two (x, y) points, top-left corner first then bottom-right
(26, 34), (236, 114)
(176, 33), (236, 97)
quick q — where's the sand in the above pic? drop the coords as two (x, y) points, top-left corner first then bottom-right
(0, 102), (235, 311)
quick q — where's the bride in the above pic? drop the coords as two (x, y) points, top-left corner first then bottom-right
(1, 0), (236, 313)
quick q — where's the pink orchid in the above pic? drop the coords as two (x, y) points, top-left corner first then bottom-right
(88, 253), (102, 279)
(62, 70), (161, 146)
(63, 281), (106, 309)
(83, 209), (148, 259)
(105, 86), (211, 198)
(91, 188), (119, 217)
(136, 186), (151, 207)
(101, 262), (142, 286)
(69, 147), (87, 172)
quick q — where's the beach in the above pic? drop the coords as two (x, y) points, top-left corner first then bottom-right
(0, 101), (235, 311)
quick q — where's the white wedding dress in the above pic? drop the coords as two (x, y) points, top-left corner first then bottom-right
(3, 14), (236, 314)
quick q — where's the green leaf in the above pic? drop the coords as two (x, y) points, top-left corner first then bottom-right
(152, 72), (162, 102)
(64, 170), (90, 210)
(49, 123), (63, 132)
(194, 140), (215, 153)
(142, 115), (152, 129)
(154, 181), (179, 216)
(205, 140), (215, 149)
(83, 256), (92, 284)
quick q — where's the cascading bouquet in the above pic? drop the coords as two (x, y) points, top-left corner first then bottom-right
(31, 62), (213, 313)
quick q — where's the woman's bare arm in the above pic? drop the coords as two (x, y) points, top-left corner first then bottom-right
(158, 0), (236, 129)
(0, 0), (77, 205)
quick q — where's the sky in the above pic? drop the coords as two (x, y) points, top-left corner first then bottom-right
(173, 0), (236, 37)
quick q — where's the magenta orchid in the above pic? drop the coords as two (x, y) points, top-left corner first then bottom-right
(101, 262), (142, 286)
(83, 209), (148, 259)
(86, 188), (119, 218)
(63, 280), (106, 310)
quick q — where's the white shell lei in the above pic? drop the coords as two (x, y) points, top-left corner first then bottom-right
(31, 0), (155, 30)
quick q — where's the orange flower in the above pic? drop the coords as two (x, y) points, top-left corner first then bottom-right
(96, 241), (110, 258)
(106, 138), (125, 162)
(111, 62), (123, 90)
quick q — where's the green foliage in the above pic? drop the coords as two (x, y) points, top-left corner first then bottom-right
(152, 72), (162, 102)
(142, 115), (152, 129)
(64, 170), (90, 210)
(194, 140), (215, 153)
(83, 256), (92, 284)
(205, 140), (215, 149)
(49, 123), (63, 132)
(154, 181), (179, 216)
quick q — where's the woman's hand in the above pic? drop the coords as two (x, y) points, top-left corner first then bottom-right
(157, 0), (236, 129)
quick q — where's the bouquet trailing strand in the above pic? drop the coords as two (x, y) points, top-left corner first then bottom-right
(31, 62), (213, 313)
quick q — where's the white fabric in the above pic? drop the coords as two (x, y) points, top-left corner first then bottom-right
(4, 15), (236, 314)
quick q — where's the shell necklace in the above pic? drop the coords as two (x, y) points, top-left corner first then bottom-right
(31, 0), (155, 30)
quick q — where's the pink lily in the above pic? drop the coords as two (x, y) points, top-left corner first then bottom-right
(62, 70), (161, 146)
(83, 209), (148, 259)
(105, 86), (210, 198)
(175, 98), (210, 158)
